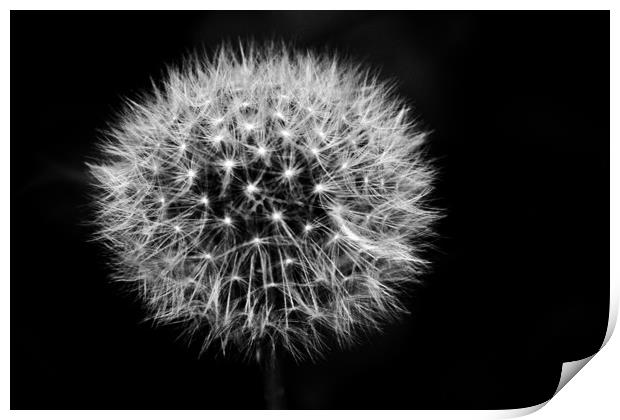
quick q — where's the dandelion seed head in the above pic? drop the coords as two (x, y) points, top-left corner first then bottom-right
(89, 42), (438, 360)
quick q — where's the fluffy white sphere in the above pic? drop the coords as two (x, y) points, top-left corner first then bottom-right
(90, 43), (438, 359)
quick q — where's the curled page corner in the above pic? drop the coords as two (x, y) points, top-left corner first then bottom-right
(489, 356), (598, 419)
(489, 295), (617, 419)
(554, 355), (595, 395)
(554, 291), (618, 397)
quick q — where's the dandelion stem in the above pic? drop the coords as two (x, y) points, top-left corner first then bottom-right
(259, 345), (285, 409)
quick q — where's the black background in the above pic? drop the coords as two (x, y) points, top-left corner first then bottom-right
(11, 11), (609, 409)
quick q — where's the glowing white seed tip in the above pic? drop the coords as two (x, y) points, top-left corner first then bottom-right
(252, 236), (261, 244)
(203, 253), (212, 260)
(363, 176), (369, 184)
(212, 117), (224, 125)
(257, 146), (267, 156)
(243, 123), (255, 131)
(316, 130), (325, 139)
(246, 183), (258, 194)
(341, 162), (349, 169)
(284, 258), (293, 265)
(187, 169), (196, 178)
(223, 159), (235, 170)
(314, 183), (325, 193)
(280, 129), (291, 138)
(213, 134), (223, 143)
(180, 143), (187, 151)
(200, 196), (209, 205)
(271, 211), (282, 221)
(174, 225), (181, 233)
(310, 147), (319, 155)
(274, 112), (285, 120)
(223, 216), (232, 225)
(159, 197), (165, 204)
(283, 169), (294, 179)
(304, 223), (313, 232)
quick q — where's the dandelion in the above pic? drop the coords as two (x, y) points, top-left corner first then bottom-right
(89, 43), (438, 366)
